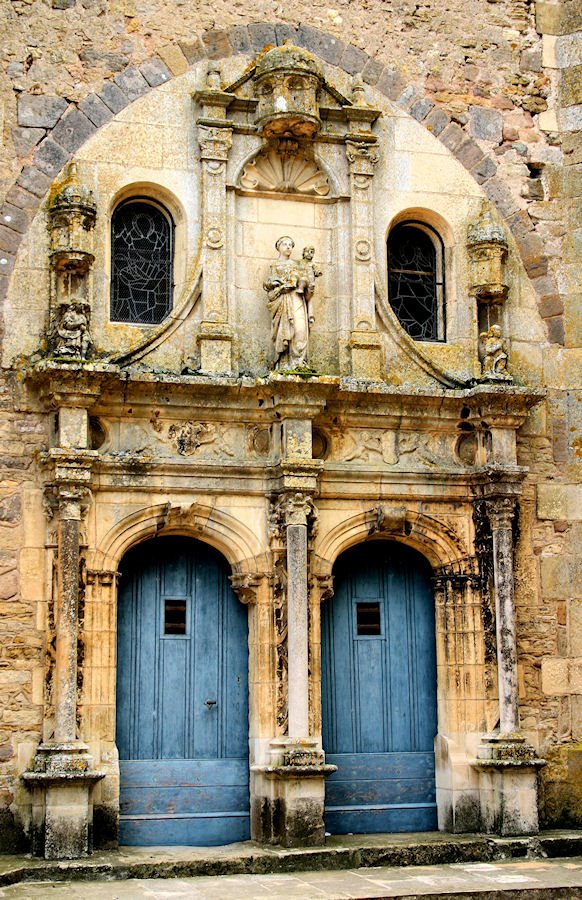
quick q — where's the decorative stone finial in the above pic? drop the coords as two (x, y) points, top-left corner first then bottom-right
(467, 206), (508, 302)
(467, 207), (508, 249)
(48, 162), (96, 273)
(206, 65), (222, 91)
(253, 42), (323, 139)
(351, 74), (366, 106)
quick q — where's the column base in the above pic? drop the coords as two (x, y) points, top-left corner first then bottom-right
(198, 321), (233, 374)
(349, 330), (383, 380)
(251, 739), (336, 847)
(22, 742), (104, 859)
(473, 733), (546, 836)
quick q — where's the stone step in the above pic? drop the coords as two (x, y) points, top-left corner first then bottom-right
(1, 830), (582, 888)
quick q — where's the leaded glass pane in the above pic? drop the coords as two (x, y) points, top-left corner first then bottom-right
(111, 201), (173, 324)
(388, 224), (442, 341)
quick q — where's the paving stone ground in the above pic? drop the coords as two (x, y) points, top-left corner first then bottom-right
(2, 858), (582, 899)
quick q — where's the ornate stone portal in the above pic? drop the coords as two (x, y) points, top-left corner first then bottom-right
(8, 39), (550, 857)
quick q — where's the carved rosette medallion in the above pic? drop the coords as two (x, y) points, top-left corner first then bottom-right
(355, 239), (372, 261)
(206, 226), (224, 249)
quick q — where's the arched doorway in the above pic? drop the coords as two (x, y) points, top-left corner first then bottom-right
(322, 541), (437, 833)
(116, 536), (249, 845)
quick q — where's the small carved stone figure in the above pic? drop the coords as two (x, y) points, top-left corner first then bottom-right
(264, 236), (321, 369)
(480, 324), (511, 381)
(53, 297), (92, 359)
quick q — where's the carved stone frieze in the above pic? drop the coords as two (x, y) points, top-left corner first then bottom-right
(332, 428), (459, 468)
(239, 148), (330, 196)
(167, 421), (235, 458)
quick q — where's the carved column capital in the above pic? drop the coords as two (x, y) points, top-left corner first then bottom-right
(43, 482), (92, 521)
(270, 492), (318, 539)
(485, 495), (517, 531)
(197, 124), (233, 164)
(345, 139), (379, 178)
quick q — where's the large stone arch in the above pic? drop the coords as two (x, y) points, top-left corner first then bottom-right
(0, 22), (557, 340)
(88, 499), (264, 578)
(312, 505), (470, 579)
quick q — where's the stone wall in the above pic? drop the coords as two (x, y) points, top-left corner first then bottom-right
(0, 0), (580, 845)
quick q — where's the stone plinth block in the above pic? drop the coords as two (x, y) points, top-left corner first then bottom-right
(348, 330), (383, 381)
(474, 733), (545, 836)
(22, 742), (103, 859)
(252, 741), (336, 847)
(197, 322), (233, 375)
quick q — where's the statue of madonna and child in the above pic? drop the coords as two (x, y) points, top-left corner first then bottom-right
(263, 235), (322, 370)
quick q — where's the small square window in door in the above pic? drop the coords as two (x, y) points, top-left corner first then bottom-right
(356, 601), (382, 636)
(164, 598), (187, 635)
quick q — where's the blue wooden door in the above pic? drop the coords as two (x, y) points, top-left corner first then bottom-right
(322, 541), (437, 834)
(116, 536), (249, 846)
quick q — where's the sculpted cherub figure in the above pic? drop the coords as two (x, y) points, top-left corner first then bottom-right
(480, 324), (511, 380)
(54, 297), (92, 359)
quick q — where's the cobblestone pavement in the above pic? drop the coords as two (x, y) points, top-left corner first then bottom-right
(2, 857), (582, 899)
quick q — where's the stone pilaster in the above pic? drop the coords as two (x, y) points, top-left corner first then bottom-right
(23, 450), (103, 859)
(345, 135), (382, 379)
(195, 77), (235, 373)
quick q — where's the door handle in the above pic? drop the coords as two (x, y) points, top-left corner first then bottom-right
(204, 699), (217, 710)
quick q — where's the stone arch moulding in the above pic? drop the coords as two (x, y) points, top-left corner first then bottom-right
(88, 500), (263, 578)
(1, 22), (555, 339)
(312, 506), (470, 580)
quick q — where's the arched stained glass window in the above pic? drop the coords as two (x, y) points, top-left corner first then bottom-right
(388, 222), (445, 341)
(111, 200), (174, 324)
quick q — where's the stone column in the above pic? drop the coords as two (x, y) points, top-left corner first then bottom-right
(23, 450), (102, 859)
(345, 135), (382, 379)
(54, 487), (83, 743)
(195, 74), (235, 374)
(487, 496), (519, 735)
(474, 487), (545, 835)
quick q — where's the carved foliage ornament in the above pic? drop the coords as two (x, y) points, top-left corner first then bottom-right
(240, 149), (330, 196)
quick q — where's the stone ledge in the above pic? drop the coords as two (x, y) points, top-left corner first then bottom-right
(1, 831), (582, 886)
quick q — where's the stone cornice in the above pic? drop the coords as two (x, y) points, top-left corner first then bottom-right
(23, 361), (545, 426)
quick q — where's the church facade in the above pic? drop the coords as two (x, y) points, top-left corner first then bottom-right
(0, 1), (580, 859)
